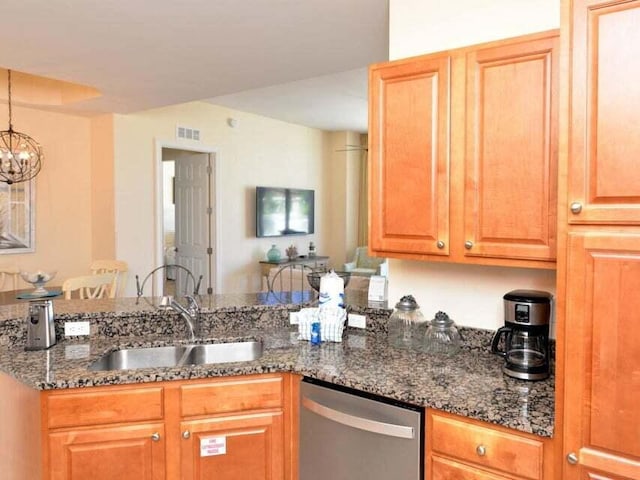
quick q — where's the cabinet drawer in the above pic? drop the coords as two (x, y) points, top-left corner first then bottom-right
(431, 455), (515, 480)
(181, 375), (283, 417)
(46, 386), (164, 429)
(431, 414), (543, 480)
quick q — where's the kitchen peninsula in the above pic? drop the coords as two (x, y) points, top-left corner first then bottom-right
(0, 293), (555, 479)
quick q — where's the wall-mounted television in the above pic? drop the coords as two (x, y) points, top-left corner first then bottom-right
(256, 186), (315, 237)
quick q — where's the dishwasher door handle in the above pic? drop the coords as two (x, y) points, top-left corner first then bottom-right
(302, 396), (415, 439)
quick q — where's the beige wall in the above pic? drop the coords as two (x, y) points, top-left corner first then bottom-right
(113, 102), (347, 295)
(386, 0), (561, 331)
(324, 131), (363, 270)
(0, 105), (95, 284)
(90, 114), (115, 260)
(389, 0), (561, 60)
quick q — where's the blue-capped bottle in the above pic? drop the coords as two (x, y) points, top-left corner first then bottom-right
(310, 321), (322, 345)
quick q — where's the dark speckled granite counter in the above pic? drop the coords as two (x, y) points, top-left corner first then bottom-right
(0, 291), (554, 437)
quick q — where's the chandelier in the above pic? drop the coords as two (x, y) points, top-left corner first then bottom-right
(0, 69), (43, 184)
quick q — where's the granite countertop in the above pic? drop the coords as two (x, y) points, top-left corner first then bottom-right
(0, 291), (555, 437)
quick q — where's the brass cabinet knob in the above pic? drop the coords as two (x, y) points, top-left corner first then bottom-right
(182, 430), (191, 439)
(566, 452), (578, 465)
(437, 240), (445, 249)
(570, 202), (583, 214)
(151, 432), (161, 442)
(464, 241), (474, 250)
(476, 445), (486, 456)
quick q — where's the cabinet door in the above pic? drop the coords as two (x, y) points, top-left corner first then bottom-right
(464, 34), (558, 262)
(180, 411), (284, 480)
(47, 423), (165, 480)
(563, 231), (640, 480)
(369, 55), (451, 256)
(567, 0), (640, 225)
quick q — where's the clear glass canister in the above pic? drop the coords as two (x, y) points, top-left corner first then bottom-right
(423, 311), (462, 355)
(388, 295), (427, 351)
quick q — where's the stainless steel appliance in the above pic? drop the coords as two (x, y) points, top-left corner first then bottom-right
(491, 290), (552, 380)
(300, 377), (424, 480)
(25, 299), (56, 351)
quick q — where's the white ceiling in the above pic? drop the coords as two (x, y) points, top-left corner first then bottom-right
(0, 0), (389, 132)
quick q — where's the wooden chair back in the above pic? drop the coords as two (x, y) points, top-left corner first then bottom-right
(62, 273), (117, 300)
(90, 260), (128, 297)
(0, 266), (20, 292)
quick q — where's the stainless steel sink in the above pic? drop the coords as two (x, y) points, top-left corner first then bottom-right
(182, 341), (263, 365)
(88, 341), (263, 371)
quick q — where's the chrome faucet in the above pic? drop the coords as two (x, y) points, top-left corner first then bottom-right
(135, 265), (204, 341)
(161, 294), (200, 342)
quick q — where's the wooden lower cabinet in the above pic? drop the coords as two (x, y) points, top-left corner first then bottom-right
(47, 423), (166, 480)
(561, 231), (640, 480)
(427, 410), (554, 480)
(40, 373), (295, 480)
(180, 411), (284, 480)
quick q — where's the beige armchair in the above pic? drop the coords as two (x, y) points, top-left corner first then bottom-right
(343, 246), (388, 277)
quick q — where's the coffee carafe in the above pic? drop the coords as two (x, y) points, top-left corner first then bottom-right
(491, 290), (552, 380)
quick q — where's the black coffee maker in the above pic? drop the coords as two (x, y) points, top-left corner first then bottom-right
(491, 290), (552, 380)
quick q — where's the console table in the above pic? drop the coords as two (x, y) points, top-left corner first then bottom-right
(259, 256), (329, 290)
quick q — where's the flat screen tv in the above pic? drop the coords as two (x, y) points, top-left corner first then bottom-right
(256, 186), (315, 237)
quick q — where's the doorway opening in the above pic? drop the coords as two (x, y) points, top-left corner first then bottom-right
(154, 143), (218, 297)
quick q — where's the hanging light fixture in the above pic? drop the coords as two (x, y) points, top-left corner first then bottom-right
(0, 69), (43, 184)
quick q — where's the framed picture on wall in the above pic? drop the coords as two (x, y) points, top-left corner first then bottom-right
(0, 180), (35, 254)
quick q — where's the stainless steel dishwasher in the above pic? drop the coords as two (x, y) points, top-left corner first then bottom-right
(300, 377), (424, 480)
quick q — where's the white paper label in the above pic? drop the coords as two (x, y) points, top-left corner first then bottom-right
(200, 436), (226, 457)
(368, 275), (388, 302)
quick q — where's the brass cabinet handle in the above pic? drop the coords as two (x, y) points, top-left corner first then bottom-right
(182, 430), (191, 439)
(570, 202), (583, 214)
(151, 432), (161, 442)
(437, 240), (445, 249)
(476, 445), (486, 456)
(566, 452), (578, 465)
(464, 241), (474, 250)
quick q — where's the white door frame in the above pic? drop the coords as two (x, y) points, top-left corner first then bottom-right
(154, 139), (221, 295)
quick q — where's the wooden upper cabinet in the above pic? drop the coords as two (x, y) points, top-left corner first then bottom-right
(368, 31), (559, 268)
(563, 231), (640, 480)
(369, 55), (451, 256)
(567, 0), (640, 225)
(464, 35), (558, 262)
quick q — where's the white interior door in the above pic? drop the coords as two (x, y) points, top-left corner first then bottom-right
(174, 152), (211, 294)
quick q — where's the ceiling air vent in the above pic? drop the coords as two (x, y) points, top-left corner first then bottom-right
(176, 125), (201, 141)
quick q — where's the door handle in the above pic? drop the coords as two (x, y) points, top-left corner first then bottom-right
(302, 396), (415, 439)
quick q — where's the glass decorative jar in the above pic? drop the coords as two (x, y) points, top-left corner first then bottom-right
(267, 245), (281, 262)
(388, 295), (427, 350)
(423, 311), (462, 355)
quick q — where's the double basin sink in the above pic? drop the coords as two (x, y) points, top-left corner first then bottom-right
(89, 341), (263, 372)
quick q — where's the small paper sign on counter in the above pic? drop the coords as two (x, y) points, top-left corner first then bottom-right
(368, 275), (388, 302)
(200, 436), (226, 457)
